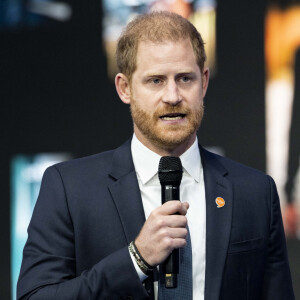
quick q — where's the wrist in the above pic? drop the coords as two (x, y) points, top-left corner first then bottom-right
(128, 241), (153, 275)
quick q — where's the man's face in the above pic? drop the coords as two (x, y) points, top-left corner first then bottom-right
(127, 39), (209, 154)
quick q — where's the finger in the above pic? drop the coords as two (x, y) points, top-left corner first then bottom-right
(178, 202), (189, 215)
(159, 201), (188, 215)
(163, 215), (188, 228)
(167, 227), (188, 239)
(159, 232), (187, 251)
(168, 237), (187, 250)
(182, 201), (189, 210)
(158, 227), (188, 244)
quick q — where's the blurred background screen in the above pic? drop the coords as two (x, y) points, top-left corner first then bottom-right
(1, 0), (299, 299)
(0, 0), (72, 28)
(10, 154), (71, 300)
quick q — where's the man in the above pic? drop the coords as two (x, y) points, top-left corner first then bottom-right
(17, 11), (294, 300)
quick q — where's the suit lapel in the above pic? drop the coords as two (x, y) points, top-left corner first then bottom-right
(108, 139), (146, 243)
(200, 147), (233, 300)
(107, 141), (233, 299)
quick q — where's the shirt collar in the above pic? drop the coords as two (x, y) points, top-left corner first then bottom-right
(131, 135), (161, 185)
(131, 134), (202, 184)
(180, 137), (201, 182)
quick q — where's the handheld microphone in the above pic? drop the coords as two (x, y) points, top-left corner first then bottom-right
(158, 156), (183, 288)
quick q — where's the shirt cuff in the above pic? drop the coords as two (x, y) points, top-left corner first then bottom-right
(129, 249), (148, 281)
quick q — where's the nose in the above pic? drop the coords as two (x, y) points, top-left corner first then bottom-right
(162, 80), (182, 106)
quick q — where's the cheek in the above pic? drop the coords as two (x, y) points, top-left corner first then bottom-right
(135, 92), (160, 110)
(182, 84), (201, 98)
(186, 93), (203, 107)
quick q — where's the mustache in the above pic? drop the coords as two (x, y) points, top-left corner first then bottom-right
(154, 106), (191, 118)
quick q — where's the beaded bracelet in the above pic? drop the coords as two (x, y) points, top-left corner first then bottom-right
(129, 241), (153, 275)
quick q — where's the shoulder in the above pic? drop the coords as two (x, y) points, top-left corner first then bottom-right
(47, 149), (115, 179)
(200, 146), (272, 186)
(45, 138), (132, 182)
(56, 150), (115, 173)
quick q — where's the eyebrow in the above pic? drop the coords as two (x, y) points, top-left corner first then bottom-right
(144, 74), (165, 78)
(144, 71), (196, 77)
(177, 72), (197, 76)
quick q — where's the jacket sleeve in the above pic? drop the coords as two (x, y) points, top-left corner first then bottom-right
(17, 166), (150, 300)
(262, 176), (295, 299)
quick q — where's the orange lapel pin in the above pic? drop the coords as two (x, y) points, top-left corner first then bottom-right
(215, 197), (225, 208)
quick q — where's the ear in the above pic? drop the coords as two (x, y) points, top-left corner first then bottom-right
(201, 67), (210, 98)
(115, 73), (131, 104)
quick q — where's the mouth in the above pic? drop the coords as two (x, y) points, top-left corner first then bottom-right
(159, 113), (186, 121)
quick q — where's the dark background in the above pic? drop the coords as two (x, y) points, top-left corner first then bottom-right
(0, 0), (299, 298)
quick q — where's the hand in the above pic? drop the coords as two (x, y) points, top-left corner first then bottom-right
(134, 200), (189, 267)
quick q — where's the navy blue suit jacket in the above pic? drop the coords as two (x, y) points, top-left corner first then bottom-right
(17, 139), (294, 299)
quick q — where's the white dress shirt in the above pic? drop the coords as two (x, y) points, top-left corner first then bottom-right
(130, 134), (206, 300)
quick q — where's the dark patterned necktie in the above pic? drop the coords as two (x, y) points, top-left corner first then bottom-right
(158, 227), (193, 299)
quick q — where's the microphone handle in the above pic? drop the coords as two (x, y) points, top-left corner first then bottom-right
(161, 184), (180, 288)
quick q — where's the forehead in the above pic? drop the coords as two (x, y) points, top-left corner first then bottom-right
(134, 39), (199, 74)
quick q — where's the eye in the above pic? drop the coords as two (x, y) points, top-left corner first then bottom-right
(181, 76), (191, 83)
(152, 78), (162, 84)
(144, 76), (165, 88)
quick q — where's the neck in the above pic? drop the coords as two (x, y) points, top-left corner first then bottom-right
(134, 132), (197, 157)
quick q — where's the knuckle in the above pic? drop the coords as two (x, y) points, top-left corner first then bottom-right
(160, 227), (169, 238)
(170, 201), (181, 213)
(174, 201), (182, 210)
(157, 218), (166, 228)
(151, 209), (159, 218)
(164, 237), (173, 249)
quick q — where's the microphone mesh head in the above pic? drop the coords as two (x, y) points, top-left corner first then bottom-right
(158, 156), (183, 185)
